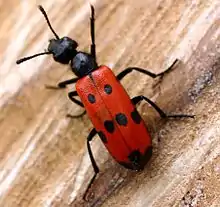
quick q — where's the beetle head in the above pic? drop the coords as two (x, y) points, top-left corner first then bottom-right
(48, 37), (78, 64)
(16, 5), (78, 65)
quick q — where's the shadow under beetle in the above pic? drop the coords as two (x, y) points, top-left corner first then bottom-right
(16, 5), (194, 200)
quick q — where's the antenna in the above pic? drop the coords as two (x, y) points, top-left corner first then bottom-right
(16, 51), (51, 64)
(38, 5), (60, 40)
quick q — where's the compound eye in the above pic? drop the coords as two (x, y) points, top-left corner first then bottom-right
(72, 40), (78, 49)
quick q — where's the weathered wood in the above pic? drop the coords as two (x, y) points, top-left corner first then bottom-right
(0, 0), (219, 206)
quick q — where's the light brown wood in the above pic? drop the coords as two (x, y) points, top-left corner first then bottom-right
(0, 0), (219, 206)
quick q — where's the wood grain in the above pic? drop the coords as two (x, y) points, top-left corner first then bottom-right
(0, 0), (219, 206)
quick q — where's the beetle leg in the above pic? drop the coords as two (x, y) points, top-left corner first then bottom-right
(45, 77), (79, 90)
(132, 95), (195, 119)
(66, 110), (86, 119)
(117, 59), (178, 81)
(83, 128), (99, 201)
(90, 5), (96, 61)
(46, 80), (85, 118)
(68, 91), (84, 107)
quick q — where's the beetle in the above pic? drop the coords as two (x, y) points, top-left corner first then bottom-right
(16, 5), (194, 199)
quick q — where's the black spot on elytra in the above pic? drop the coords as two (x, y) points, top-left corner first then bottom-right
(128, 150), (142, 170)
(98, 131), (107, 143)
(119, 146), (153, 170)
(104, 84), (112, 94)
(115, 113), (128, 126)
(104, 120), (115, 133)
(131, 109), (141, 124)
(88, 94), (95, 103)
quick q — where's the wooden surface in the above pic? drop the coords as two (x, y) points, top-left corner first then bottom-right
(0, 0), (219, 206)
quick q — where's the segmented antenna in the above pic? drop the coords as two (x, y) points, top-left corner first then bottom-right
(38, 5), (60, 40)
(16, 5), (59, 64)
(16, 51), (51, 64)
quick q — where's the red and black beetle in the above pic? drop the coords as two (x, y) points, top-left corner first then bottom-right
(17, 5), (194, 199)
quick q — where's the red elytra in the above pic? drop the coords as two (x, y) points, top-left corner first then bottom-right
(16, 5), (193, 200)
(76, 65), (152, 169)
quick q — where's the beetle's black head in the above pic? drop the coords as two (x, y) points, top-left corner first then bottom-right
(71, 52), (98, 77)
(48, 37), (78, 64)
(16, 5), (78, 65)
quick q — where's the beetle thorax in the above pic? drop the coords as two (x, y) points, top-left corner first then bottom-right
(71, 52), (98, 77)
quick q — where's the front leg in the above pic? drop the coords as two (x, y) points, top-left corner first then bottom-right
(117, 59), (178, 81)
(45, 77), (79, 90)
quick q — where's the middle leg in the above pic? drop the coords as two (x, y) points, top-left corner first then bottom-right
(66, 91), (86, 118)
(68, 91), (84, 108)
(132, 95), (194, 119)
